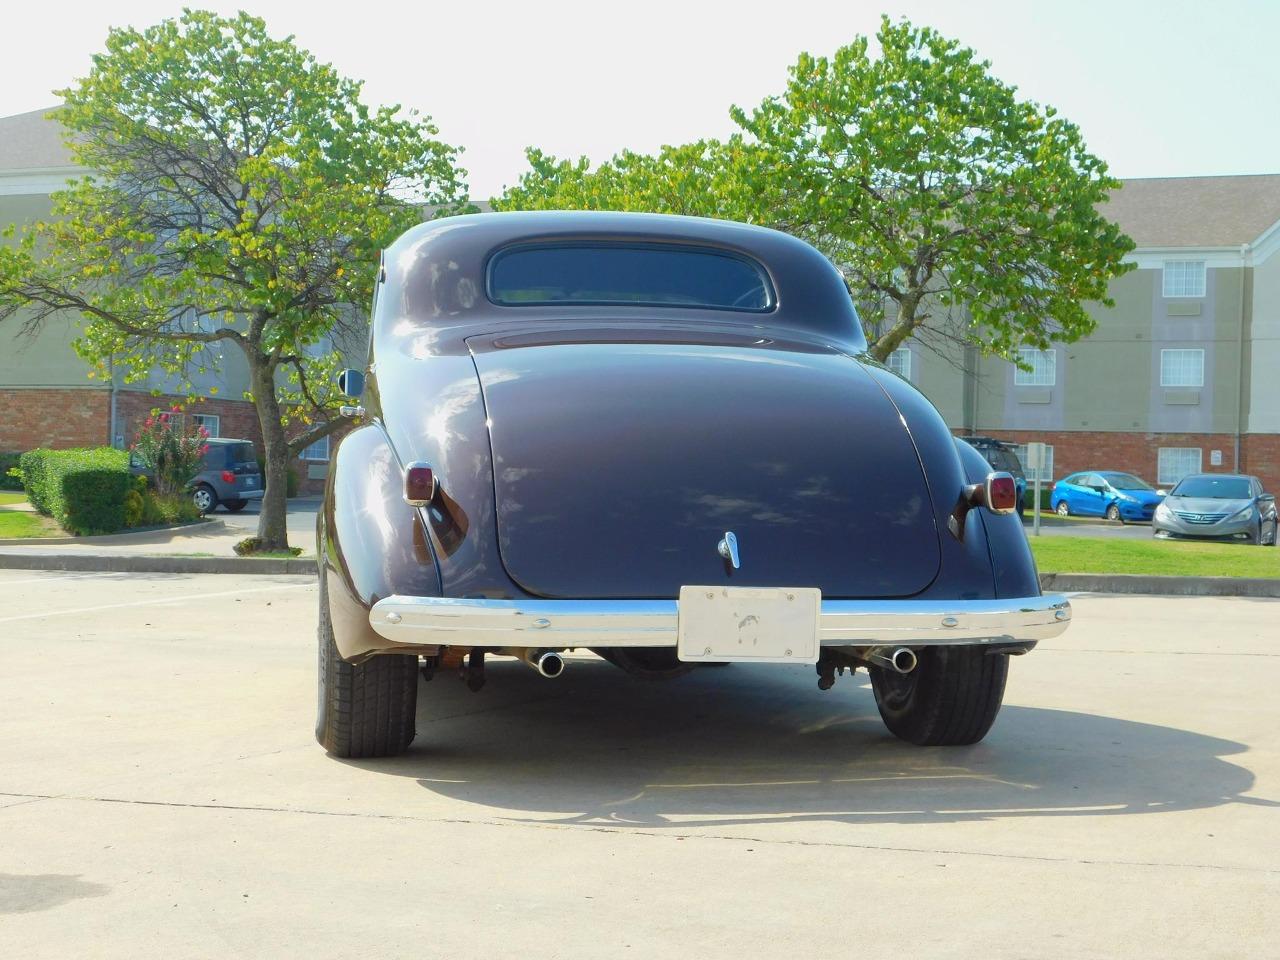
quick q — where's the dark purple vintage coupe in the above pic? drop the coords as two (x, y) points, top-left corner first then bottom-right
(316, 211), (1071, 758)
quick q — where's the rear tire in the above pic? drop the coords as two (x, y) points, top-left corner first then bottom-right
(223, 498), (248, 512)
(316, 572), (418, 758)
(869, 646), (1008, 746)
(1056, 501), (1070, 517)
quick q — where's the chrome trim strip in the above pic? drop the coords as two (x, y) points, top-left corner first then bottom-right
(368, 594), (1071, 649)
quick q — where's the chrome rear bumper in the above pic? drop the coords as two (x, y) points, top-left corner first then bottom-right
(368, 594), (1071, 649)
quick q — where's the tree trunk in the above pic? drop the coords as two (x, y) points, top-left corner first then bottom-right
(249, 359), (292, 552)
(869, 292), (922, 361)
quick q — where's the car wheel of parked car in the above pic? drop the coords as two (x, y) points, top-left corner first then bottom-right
(315, 570), (418, 758)
(869, 646), (1008, 746)
(222, 499), (248, 512)
(191, 484), (217, 515)
(1105, 503), (1122, 522)
(1055, 501), (1070, 517)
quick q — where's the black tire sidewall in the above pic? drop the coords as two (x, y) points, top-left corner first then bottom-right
(870, 646), (1009, 746)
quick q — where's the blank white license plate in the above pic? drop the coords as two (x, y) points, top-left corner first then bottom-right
(677, 586), (821, 664)
(243, 478), (257, 487)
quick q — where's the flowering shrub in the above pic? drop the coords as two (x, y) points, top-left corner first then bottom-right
(132, 407), (208, 496)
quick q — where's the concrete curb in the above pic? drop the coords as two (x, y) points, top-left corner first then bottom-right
(0, 518), (224, 547)
(1040, 572), (1280, 598)
(0, 553), (314, 576)
(0, 552), (1276, 596)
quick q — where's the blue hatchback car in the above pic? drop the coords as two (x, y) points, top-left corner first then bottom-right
(1051, 471), (1165, 523)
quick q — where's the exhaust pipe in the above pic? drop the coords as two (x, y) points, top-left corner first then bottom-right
(511, 648), (565, 678)
(862, 646), (918, 674)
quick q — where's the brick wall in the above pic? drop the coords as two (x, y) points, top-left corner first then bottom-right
(0, 388), (110, 451)
(0, 388), (346, 495)
(968, 429), (1280, 493)
(1242, 434), (1280, 493)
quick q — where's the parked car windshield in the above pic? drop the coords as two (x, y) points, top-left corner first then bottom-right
(1101, 472), (1153, 490)
(487, 243), (774, 311)
(1170, 476), (1252, 499)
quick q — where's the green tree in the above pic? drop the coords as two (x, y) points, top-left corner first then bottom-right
(0, 10), (467, 550)
(497, 17), (1134, 362)
(495, 140), (762, 221)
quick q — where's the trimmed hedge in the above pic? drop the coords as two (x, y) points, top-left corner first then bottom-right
(0, 452), (23, 491)
(19, 447), (132, 536)
(1024, 486), (1054, 511)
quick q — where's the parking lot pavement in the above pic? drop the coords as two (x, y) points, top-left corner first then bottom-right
(1024, 516), (1154, 539)
(1, 572), (1277, 958)
(216, 496), (319, 539)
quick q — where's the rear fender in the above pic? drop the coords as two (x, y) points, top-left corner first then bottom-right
(861, 366), (997, 599)
(955, 440), (1041, 598)
(319, 423), (441, 660)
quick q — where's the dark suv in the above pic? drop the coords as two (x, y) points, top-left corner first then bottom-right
(130, 438), (263, 514)
(959, 436), (1027, 516)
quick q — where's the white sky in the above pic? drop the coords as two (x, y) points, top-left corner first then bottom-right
(3, 0), (1277, 198)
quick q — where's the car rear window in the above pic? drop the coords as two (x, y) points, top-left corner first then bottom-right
(487, 243), (774, 311)
(204, 443), (258, 469)
(981, 446), (1024, 478)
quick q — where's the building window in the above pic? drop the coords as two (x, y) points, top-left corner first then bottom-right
(1158, 447), (1202, 485)
(1014, 348), (1056, 386)
(191, 413), (220, 437)
(300, 436), (330, 461)
(1162, 260), (1206, 298)
(1160, 349), (1204, 387)
(887, 346), (911, 380)
(1014, 443), (1055, 482)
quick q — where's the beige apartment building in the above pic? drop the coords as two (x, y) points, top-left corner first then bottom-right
(880, 176), (1280, 492)
(0, 107), (335, 492)
(3, 105), (1279, 493)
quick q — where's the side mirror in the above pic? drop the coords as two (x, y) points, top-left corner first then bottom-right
(337, 368), (365, 398)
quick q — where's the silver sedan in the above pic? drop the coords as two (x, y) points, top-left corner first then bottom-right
(1152, 473), (1278, 545)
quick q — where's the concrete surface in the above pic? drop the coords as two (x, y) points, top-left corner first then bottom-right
(0, 552), (314, 575)
(1023, 514), (1154, 540)
(1041, 572), (1280, 597)
(0, 572), (1277, 959)
(218, 497), (319, 539)
(0, 498), (318, 558)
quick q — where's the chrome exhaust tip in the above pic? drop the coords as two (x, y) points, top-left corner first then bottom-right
(533, 650), (564, 678)
(889, 647), (917, 674)
(503, 647), (565, 678)
(859, 646), (918, 674)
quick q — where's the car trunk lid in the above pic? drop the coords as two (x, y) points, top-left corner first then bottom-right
(469, 333), (941, 599)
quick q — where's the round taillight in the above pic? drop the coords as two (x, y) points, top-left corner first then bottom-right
(221, 470), (235, 483)
(404, 462), (437, 505)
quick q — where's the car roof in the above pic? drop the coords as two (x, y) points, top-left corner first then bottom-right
(957, 435), (1015, 447)
(1177, 472), (1250, 482)
(377, 210), (867, 349)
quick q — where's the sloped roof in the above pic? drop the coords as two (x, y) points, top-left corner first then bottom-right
(0, 106), (75, 171)
(1105, 174), (1280, 248)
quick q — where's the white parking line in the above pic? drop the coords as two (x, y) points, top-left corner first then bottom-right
(0, 581), (312, 624)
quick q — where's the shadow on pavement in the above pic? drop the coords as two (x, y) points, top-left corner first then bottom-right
(356, 658), (1269, 828)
